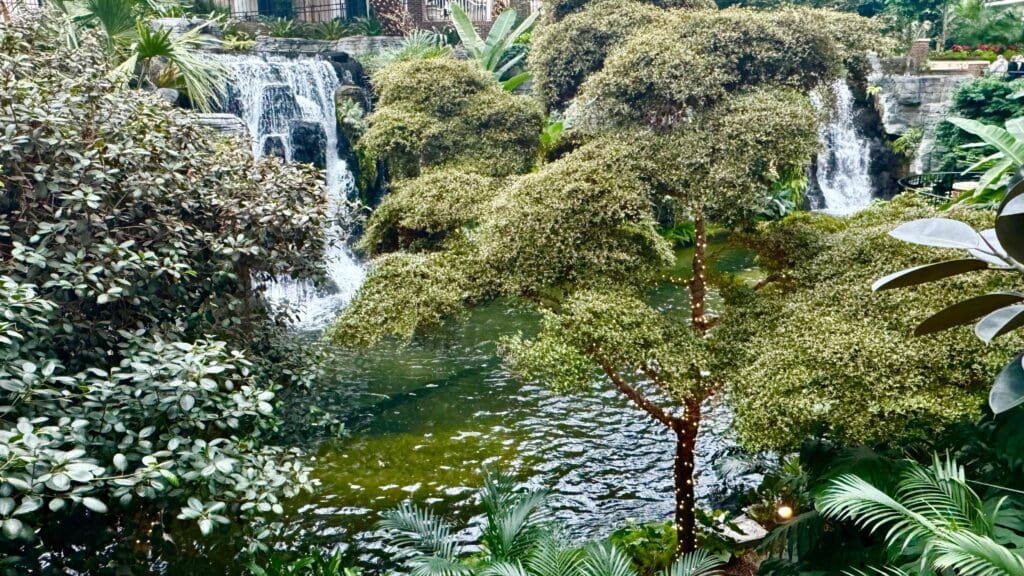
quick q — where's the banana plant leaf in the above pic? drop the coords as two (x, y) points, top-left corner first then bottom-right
(872, 259), (990, 292)
(915, 292), (1024, 336)
(948, 117), (1024, 165)
(996, 194), (1024, 264)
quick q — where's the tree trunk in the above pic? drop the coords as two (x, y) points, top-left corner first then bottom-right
(673, 398), (701, 555)
(689, 215), (708, 334)
(674, 213), (708, 556)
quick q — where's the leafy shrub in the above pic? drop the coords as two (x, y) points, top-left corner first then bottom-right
(359, 57), (544, 178)
(934, 77), (1024, 173)
(0, 20), (328, 563)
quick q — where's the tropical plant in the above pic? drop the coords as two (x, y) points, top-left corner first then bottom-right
(265, 16), (299, 37)
(947, 0), (1023, 47)
(873, 186), (1024, 414)
(46, 0), (229, 111)
(313, 18), (352, 40)
(382, 29), (453, 62)
(943, 116), (1024, 204)
(818, 454), (1024, 576)
(890, 127), (924, 159)
(249, 550), (355, 576)
(378, 471), (724, 576)
(449, 4), (538, 85)
(351, 10), (383, 35)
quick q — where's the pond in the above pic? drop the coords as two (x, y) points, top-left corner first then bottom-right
(263, 241), (765, 572)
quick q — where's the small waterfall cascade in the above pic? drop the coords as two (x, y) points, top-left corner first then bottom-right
(217, 54), (366, 330)
(813, 80), (875, 215)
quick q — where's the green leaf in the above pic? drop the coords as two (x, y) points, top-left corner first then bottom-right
(948, 117), (1024, 165)
(2, 518), (23, 540)
(449, 3), (483, 56)
(915, 293), (1024, 336)
(501, 72), (530, 92)
(113, 453), (127, 471)
(199, 517), (214, 536)
(82, 497), (108, 513)
(889, 218), (982, 250)
(996, 197), (1024, 264)
(990, 353), (1024, 414)
(976, 304), (1024, 343)
(872, 259), (989, 292)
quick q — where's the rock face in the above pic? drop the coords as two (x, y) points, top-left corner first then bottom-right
(251, 35), (404, 59)
(871, 71), (973, 172)
(290, 121), (328, 168)
(192, 113), (250, 142)
(149, 17), (221, 38)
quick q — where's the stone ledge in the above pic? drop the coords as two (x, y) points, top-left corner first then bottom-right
(252, 35), (404, 58)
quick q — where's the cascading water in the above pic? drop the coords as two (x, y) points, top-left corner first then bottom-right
(813, 80), (875, 215)
(217, 54), (365, 330)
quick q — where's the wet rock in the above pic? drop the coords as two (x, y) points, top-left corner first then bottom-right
(156, 87), (180, 105)
(193, 113), (249, 142)
(148, 17), (221, 38)
(259, 85), (299, 136)
(262, 135), (287, 160)
(290, 121), (327, 168)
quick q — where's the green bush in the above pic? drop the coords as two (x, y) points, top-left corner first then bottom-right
(0, 20), (328, 562)
(934, 77), (1024, 172)
(360, 57), (544, 178)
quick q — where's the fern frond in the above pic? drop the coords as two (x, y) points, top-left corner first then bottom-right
(408, 555), (475, 576)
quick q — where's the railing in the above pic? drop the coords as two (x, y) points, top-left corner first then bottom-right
(899, 171), (985, 204)
(215, 0), (346, 22)
(425, 0), (491, 21)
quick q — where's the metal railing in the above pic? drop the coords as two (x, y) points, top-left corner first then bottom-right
(424, 0), (491, 21)
(899, 171), (985, 204)
(218, 0), (346, 22)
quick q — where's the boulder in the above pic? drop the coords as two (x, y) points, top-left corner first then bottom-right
(262, 135), (288, 160)
(193, 113), (250, 142)
(289, 121), (327, 169)
(156, 88), (180, 105)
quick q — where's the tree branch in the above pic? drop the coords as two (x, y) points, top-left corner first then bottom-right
(597, 356), (679, 429)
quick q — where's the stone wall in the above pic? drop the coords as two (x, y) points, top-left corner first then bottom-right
(251, 35), (405, 58)
(871, 71), (972, 173)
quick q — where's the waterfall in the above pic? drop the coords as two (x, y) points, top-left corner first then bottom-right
(813, 80), (874, 215)
(217, 54), (366, 330)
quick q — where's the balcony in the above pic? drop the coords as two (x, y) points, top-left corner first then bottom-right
(424, 0), (492, 22)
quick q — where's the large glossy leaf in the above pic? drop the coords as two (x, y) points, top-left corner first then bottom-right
(872, 259), (990, 292)
(1007, 117), (1024, 141)
(889, 218), (982, 250)
(915, 292), (1024, 336)
(990, 353), (1024, 414)
(948, 117), (1024, 165)
(976, 304), (1024, 343)
(969, 229), (1011, 267)
(996, 197), (1024, 264)
(485, 10), (517, 50)
(974, 156), (1013, 197)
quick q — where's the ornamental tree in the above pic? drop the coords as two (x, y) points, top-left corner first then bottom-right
(728, 195), (1021, 452)
(331, 2), (881, 555)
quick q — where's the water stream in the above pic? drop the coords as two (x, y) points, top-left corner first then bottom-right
(814, 80), (875, 215)
(217, 54), (366, 330)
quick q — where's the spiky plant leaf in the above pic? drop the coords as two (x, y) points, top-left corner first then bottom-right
(579, 544), (637, 576)
(378, 502), (460, 560)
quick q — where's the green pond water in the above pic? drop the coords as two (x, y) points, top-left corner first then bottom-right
(259, 242), (764, 571)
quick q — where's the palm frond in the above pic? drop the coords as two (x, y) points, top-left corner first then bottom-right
(481, 469), (520, 517)
(927, 529), (1024, 576)
(407, 555), (475, 576)
(842, 567), (912, 576)
(377, 502), (460, 560)
(897, 454), (989, 536)
(480, 561), (531, 576)
(579, 543), (637, 576)
(483, 488), (551, 562)
(136, 21), (228, 111)
(526, 537), (585, 576)
(663, 549), (724, 576)
(817, 474), (935, 554)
